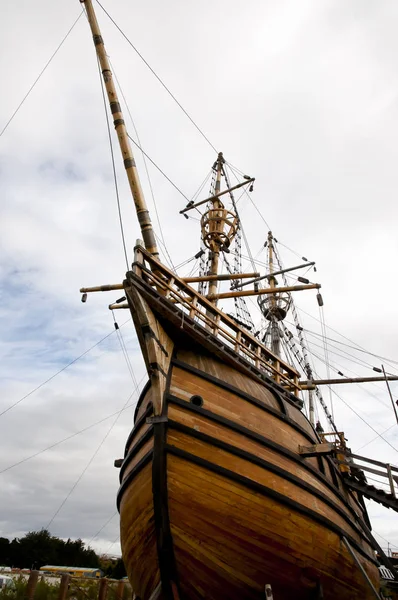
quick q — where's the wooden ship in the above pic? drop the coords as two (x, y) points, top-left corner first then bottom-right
(79, 1), (398, 598)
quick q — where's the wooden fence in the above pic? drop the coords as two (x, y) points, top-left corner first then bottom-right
(24, 571), (130, 600)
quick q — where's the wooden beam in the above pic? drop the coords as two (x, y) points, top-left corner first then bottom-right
(231, 261), (315, 290)
(179, 178), (255, 214)
(183, 272), (260, 283)
(299, 442), (335, 457)
(207, 283), (321, 301)
(301, 375), (398, 389)
(108, 303), (129, 309)
(80, 283), (124, 293)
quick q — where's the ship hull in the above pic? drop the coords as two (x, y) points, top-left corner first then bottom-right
(118, 348), (379, 599)
(117, 253), (380, 599)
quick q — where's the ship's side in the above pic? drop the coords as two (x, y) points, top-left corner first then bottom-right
(117, 253), (380, 600)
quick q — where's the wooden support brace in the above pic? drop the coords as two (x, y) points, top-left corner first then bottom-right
(299, 442), (335, 457)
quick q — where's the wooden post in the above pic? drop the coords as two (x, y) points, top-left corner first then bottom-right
(98, 578), (108, 600)
(25, 570), (39, 600)
(382, 364), (398, 424)
(207, 153), (224, 305)
(58, 574), (70, 600)
(116, 580), (125, 600)
(387, 464), (396, 498)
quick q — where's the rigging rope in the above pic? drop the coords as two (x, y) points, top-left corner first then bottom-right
(97, 57), (129, 270)
(45, 382), (141, 531)
(319, 305), (334, 421)
(271, 243), (337, 431)
(356, 424), (396, 452)
(112, 313), (140, 393)
(88, 511), (118, 545)
(294, 305), (398, 373)
(304, 343), (392, 412)
(225, 162), (272, 231)
(0, 11), (83, 138)
(0, 393), (141, 475)
(0, 323), (131, 419)
(329, 387), (398, 456)
(110, 60), (175, 271)
(127, 134), (190, 201)
(95, 0), (218, 153)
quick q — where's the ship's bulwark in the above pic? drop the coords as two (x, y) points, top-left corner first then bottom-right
(117, 302), (379, 599)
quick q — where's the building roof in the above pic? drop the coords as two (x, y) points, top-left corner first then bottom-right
(40, 566), (100, 571)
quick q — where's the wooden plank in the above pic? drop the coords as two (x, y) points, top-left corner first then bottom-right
(166, 455), (379, 599)
(120, 463), (160, 599)
(167, 405), (357, 517)
(122, 439), (154, 479)
(167, 429), (364, 543)
(170, 368), (316, 461)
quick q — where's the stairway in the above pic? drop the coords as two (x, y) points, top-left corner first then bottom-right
(344, 476), (398, 512)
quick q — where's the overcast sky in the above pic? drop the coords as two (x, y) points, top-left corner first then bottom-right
(1, 0), (398, 559)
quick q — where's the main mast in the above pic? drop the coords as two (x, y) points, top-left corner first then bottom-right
(80, 0), (159, 258)
(207, 153), (224, 302)
(266, 231), (281, 356)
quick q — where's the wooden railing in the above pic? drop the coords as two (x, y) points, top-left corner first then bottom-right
(320, 432), (398, 496)
(343, 452), (398, 498)
(132, 245), (301, 395)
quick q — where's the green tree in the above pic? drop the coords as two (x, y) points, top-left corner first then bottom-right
(0, 530), (101, 569)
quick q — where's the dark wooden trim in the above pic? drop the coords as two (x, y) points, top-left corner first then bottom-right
(167, 420), (365, 538)
(119, 426), (154, 483)
(116, 450), (153, 510)
(165, 445), (378, 568)
(317, 455), (326, 475)
(171, 358), (313, 442)
(167, 396), (364, 520)
(151, 362), (180, 599)
(125, 403), (154, 455)
(133, 379), (151, 423)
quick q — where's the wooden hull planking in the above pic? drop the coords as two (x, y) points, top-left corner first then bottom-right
(118, 303), (379, 599)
